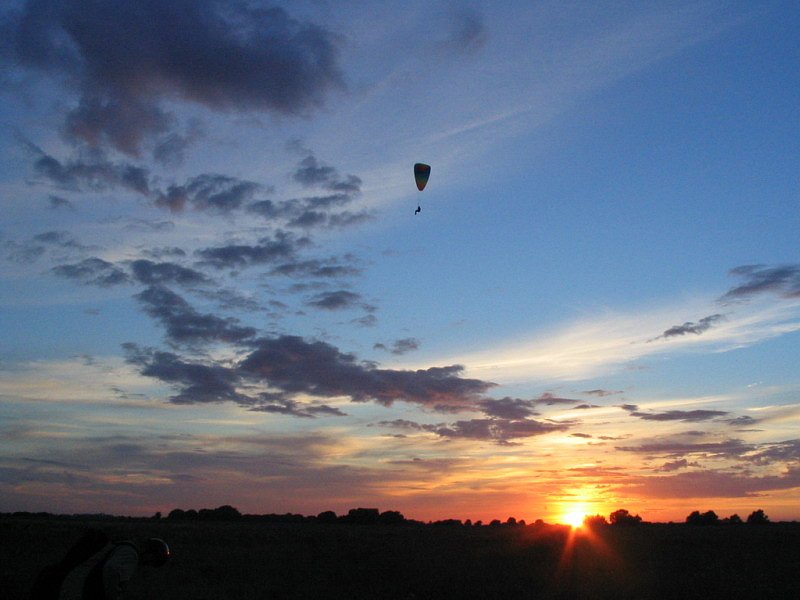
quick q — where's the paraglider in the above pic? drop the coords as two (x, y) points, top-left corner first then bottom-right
(413, 163), (430, 214)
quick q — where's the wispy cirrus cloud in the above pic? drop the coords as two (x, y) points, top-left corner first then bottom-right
(437, 291), (800, 383)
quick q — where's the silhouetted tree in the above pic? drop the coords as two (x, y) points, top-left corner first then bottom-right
(345, 508), (380, 524)
(584, 514), (608, 528)
(464, 519), (473, 527)
(610, 509), (642, 526)
(378, 510), (406, 524)
(746, 509), (770, 525)
(316, 510), (337, 524)
(686, 510), (719, 526)
(489, 519), (502, 527)
(151, 511), (161, 520)
(722, 514), (743, 525)
(167, 508), (186, 520)
(506, 517), (517, 526)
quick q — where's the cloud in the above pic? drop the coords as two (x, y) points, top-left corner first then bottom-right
(129, 259), (210, 287)
(437, 7), (488, 54)
(374, 338), (421, 356)
(534, 392), (579, 406)
(195, 231), (306, 270)
(630, 466), (800, 498)
(616, 438), (753, 459)
(721, 265), (800, 302)
(28, 143), (150, 194)
(270, 258), (361, 279)
(582, 389), (623, 397)
(124, 344), (243, 405)
(478, 397), (539, 419)
(239, 335), (495, 409)
(7, 0), (345, 154)
(135, 286), (256, 346)
(656, 313), (725, 339)
(52, 257), (130, 287)
(426, 417), (568, 444)
(625, 408), (728, 422)
(47, 195), (75, 210)
(305, 290), (364, 311)
(155, 174), (261, 214)
(445, 292), (800, 382)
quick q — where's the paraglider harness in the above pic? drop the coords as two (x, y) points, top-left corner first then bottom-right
(82, 540), (140, 600)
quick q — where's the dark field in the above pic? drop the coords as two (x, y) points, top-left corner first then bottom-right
(3, 517), (799, 599)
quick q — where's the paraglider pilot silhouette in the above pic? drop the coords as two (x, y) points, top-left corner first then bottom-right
(29, 529), (170, 600)
(414, 162), (430, 214)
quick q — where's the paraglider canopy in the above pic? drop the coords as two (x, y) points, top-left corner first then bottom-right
(414, 163), (431, 191)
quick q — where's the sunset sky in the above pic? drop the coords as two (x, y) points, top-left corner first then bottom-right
(1, 0), (799, 524)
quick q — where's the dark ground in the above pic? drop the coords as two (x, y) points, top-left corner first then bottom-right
(3, 517), (799, 599)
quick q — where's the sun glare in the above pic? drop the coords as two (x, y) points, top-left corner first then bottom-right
(562, 510), (586, 529)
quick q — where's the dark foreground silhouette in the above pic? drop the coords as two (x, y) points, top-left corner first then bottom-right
(4, 515), (799, 599)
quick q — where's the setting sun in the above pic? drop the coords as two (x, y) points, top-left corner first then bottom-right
(562, 510), (587, 529)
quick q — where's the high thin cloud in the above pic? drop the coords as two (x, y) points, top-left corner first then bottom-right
(5, 0), (344, 154)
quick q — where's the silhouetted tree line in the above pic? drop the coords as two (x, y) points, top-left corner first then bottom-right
(1, 506), (779, 527)
(685, 509), (770, 526)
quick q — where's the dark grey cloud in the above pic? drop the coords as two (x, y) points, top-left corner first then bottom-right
(124, 343), (243, 404)
(6, 0), (345, 154)
(374, 337), (420, 356)
(478, 397), (539, 420)
(152, 120), (203, 166)
(721, 264), (800, 302)
(239, 335), (495, 409)
(626, 408), (728, 422)
(142, 246), (186, 259)
(292, 154), (362, 193)
(571, 433), (592, 439)
(47, 195), (75, 210)
(248, 396), (346, 419)
(52, 257), (130, 286)
(725, 415), (760, 428)
(655, 459), (697, 472)
(582, 389), (622, 397)
(269, 257), (362, 279)
(654, 314), (725, 340)
(571, 403), (600, 410)
(29, 144), (150, 194)
(155, 174), (261, 214)
(534, 392), (579, 406)
(195, 231), (306, 270)
(631, 466), (800, 498)
(617, 438), (753, 459)
(33, 229), (92, 251)
(747, 439), (800, 465)
(129, 259), (210, 287)
(426, 417), (568, 444)
(126, 333), (495, 412)
(305, 290), (363, 311)
(135, 285), (256, 346)
(437, 8), (488, 54)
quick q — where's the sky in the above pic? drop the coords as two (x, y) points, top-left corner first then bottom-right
(1, 0), (799, 524)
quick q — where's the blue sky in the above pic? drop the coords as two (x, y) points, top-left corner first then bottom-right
(1, 0), (799, 523)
